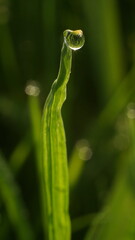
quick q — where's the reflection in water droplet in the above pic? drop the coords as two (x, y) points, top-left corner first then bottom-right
(76, 139), (92, 161)
(127, 102), (135, 119)
(25, 80), (40, 97)
(64, 29), (85, 51)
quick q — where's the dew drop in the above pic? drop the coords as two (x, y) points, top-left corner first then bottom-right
(63, 29), (85, 51)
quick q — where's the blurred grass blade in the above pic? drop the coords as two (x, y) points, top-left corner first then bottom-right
(69, 145), (85, 189)
(84, 104), (135, 240)
(91, 65), (135, 143)
(0, 153), (35, 240)
(69, 139), (92, 189)
(84, 177), (135, 240)
(42, 30), (85, 240)
(28, 94), (41, 170)
(0, 25), (21, 94)
(27, 92), (47, 234)
(9, 134), (32, 174)
(71, 213), (95, 233)
(83, 0), (125, 101)
(42, 0), (57, 82)
(84, 149), (135, 239)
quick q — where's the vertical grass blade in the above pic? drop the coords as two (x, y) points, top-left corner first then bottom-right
(84, 111), (135, 240)
(69, 139), (91, 189)
(27, 92), (47, 235)
(42, 30), (85, 240)
(9, 134), (32, 174)
(0, 25), (21, 94)
(0, 153), (34, 240)
(28, 94), (41, 172)
(83, 0), (125, 101)
(84, 157), (133, 240)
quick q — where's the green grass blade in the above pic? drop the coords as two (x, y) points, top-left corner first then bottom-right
(0, 153), (35, 240)
(9, 134), (32, 174)
(84, 113), (135, 240)
(42, 30), (85, 240)
(90, 65), (135, 144)
(42, 40), (72, 240)
(28, 94), (41, 171)
(0, 25), (21, 94)
(83, 0), (125, 101)
(42, 0), (57, 82)
(27, 92), (47, 235)
(69, 143), (85, 189)
(71, 213), (95, 233)
(69, 139), (92, 189)
(84, 157), (134, 240)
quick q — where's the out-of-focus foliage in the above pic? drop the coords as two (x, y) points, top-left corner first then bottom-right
(0, 0), (135, 239)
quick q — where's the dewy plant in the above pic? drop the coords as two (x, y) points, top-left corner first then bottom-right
(42, 29), (85, 240)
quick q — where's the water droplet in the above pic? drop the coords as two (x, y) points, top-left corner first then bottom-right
(63, 29), (85, 51)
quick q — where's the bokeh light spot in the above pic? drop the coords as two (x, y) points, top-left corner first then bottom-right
(25, 80), (40, 97)
(127, 102), (135, 119)
(76, 139), (92, 161)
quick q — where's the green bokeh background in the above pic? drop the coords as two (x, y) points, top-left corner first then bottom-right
(0, 0), (135, 239)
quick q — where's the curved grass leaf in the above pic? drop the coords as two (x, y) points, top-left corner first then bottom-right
(42, 30), (84, 240)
